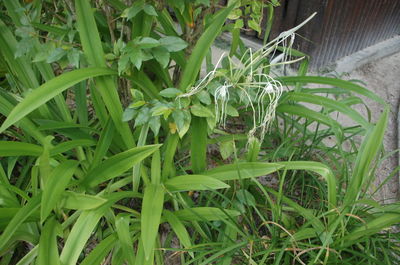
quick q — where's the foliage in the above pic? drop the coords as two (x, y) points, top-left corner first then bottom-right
(0, 0), (398, 264)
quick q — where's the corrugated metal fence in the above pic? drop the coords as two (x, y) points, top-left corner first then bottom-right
(266, 0), (400, 69)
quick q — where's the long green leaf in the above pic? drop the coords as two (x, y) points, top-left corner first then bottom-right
(0, 16), (52, 120)
(3, 0), (72, 121)
(75, 0), (135, 148)
(37, 217), (61, 265)
(0, 194), (41, 252)
(163, 211), (193, 257)
(60, 191), (139, 265)
(132, 123), (150, 191)
(178, 3), (236, 90)
(41, 160), (79, 222)
(151, 150), (161, 184)
(173, 207), (240, 222)
(0, 18), (39, 91)
(50, 139), (96, 156)
(165, 175), (230, 192)
(190, 116), (208, 173)
(135, 238), (155, 265)
(0, 208), (39, 229)
(141, 183), (164, 260)
(0, 92), (46, 144)
(204, 162), (284, 181)
(264, 187), (325, 233)
(277, 161), (337, 208)
(0, 142), (43, 157)
(15, 245), (38, 265)
(116, 214), (136, 264)
(90, 118), (115, 169)
(336, 213), (400, 247)
(277, 104), (343, 131)
(278, 76), (385, 105)
(285, 92), (371, 128)
(344, 108), (388, 205)
(162, 133), (179, 179)
(163, 208), (194, 258)
(81, 145), (161, 187)
(80, 233), (117, 265)
(61, 191), (107, 210)
(0, 68), (116, 133)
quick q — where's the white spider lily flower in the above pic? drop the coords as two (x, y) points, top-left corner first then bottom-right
(214, 82), (232, 127)
(236, 73), (283, 142)
(257, 78), (283, 140)
(175, 13), (316, 142)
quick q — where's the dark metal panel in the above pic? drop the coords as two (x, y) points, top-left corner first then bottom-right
(266, 0), (400, 69)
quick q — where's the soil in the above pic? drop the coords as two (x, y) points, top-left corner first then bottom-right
(343, 52), (400, 203)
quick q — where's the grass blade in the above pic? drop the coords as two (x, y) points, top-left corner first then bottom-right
(75, 0), (135, 148)
(151, 150), (161, 184)
(0, 194), (41, 252)
(285, 92), (371, 128)
(277, 161), (337, 208)
(0, 92), (46, 144)
(173, 207), (240, 222)
(37, 217), (61, 265)
(0, 142), (43, 157)
(278, 76), (385, 105)
(163, 210), (193, 258)
(3, 0), (72, 121)
(165, 174), (230, 192)
(15, 245), (38, 265)
(90, 118), (115, 169)
(0, 18), (39, 91)
(80, 234), (117, 265)
(60, 191), (138, 265)
(50, 139), (96, 156)
(178, 3), (236, 90)
(337, 213), (400, 247)
(0, 68), (116, 133)
(81, 145), (161, 187)
(116, 214), (136, 264)
(277, 104), (343, 130)
(141, 183), (164, 260)
(61, 191), (107, 210)
(41, 160), (79, 222)
(264, 186), (325, 233)
(344, 108), (389, 205)
(204, 162), (284, 181)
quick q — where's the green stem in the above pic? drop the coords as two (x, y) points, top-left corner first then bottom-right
(263, 4), (274, 46)
(132, 123), (150, 191)
(162, 133), (179, 180)
(190, 117), (208, 173)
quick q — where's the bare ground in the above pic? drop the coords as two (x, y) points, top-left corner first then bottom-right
(343, 52), (400, 203)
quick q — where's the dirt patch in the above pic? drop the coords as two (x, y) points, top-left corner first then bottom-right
(344, 52), (400, 203)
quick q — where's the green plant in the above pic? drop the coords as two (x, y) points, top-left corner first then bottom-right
(0, 0), (398, 264)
